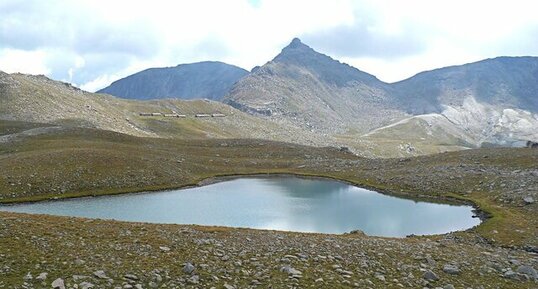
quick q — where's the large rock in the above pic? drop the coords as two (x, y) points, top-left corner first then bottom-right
(423, 270), (439, 281)
(51, 278), (65, 289)
(93, 270), (107, 279)
(79, 282), (94, 289)
(523, 196), (535, 204)
(36, 272), (48, 281)
(183, 262), (195, 274)
(517, 265), (537, 280)
(443, 264), (460, 275)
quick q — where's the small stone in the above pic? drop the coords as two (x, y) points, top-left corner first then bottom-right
(74, 259), (85, 265)
(443, 285), (455, 289)
(134, 284), (143, 289)
(148, 281), (158, 288)
(223, 284), (235, 289)
(280, 265), (302, 275)
(315, 278), (324, 282)
(51, 278), (65, 289)
(23, 272), (33, 281)
(72, 275), (89, 281)
(187, 275), (199, 284)
(79, 282), (94, 289)
(183, 262), (195, 274)
(375, 274), (386, 282)
(523, 196), (535, 204)
(443, 264), (460, 275)
(93, 270), (107, 279)
(516, 265), (537, 280)
(423, 270), (439, 281)
(426, 257), (436, 267)
(503, 269), (517, 279)
(159, 246), (170, 252)
(36, 272), (48, 281)
(124, 274), (139, 281)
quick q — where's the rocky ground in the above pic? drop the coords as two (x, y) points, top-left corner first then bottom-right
(1, 211), (536, 289)
(0, 121), (537, 288)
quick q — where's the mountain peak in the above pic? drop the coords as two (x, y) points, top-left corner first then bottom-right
(287, 37), (304, 48)
(281, 37), (311, 52)
(270, 38), (380, 87)
(274, 38), (318, 64)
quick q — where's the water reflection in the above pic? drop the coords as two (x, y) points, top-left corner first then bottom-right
(0, 177), (480, 237)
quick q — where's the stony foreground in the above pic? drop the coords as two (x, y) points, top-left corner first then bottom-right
(0, 212), (537, 289)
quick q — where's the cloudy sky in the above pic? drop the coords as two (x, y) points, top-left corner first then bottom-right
(1, 0), (538, 92)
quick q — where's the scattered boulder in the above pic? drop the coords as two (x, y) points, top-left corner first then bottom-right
(423, 270), (439, 281)
(93, 270), (107, 279)
(36, 272), (48, 281)
(79, 282), (94, 289)
(280, 265), (302, 276)
(51, 278), (65, 289)
(523, 196), (535, 205)
(374, 273), (386, 282)
(124, 274), (139, 281)
(159, 246), (170, 252)
(517, 265), (537, 280)
(23, 272), (32, 281)
(187, 275), (199, 284)
(183, 262), (195, 274)
(526, 140), (538, 148)
(503, 269), (517, 279)
(443, 264), (460, 275)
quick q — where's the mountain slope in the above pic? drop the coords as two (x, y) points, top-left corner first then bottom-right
(0, 71), (310, 143)
(393, 56), (538, 114)
(223, 38), (408, 134)
(98, 61), (248, 100)
(223, 39), (538, 155)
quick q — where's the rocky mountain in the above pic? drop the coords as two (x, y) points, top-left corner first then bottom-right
(98, 61), (248, 100)
(223, 38), (538, 156)
(2, 39), (538, 158)
(223, 38), (408, 135)
(393, 56), (538, 114)
(371, 57), (538, 151)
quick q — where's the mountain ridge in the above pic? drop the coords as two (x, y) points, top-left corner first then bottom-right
(2, 38), (537, 157)
(98, 61), (248, 100)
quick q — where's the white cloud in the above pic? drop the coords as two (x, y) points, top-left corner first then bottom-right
(0, 48), (50, 75)
(1, 0), (538, 90)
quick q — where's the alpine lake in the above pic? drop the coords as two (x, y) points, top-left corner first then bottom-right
(0, 176), (481, 237)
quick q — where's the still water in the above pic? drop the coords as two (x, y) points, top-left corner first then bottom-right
(0, 177), (481, 237)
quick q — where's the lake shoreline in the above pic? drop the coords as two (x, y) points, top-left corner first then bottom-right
(0, 172), (486, 237)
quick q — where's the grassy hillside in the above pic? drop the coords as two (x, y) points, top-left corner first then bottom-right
(0, 119), (537, 288)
